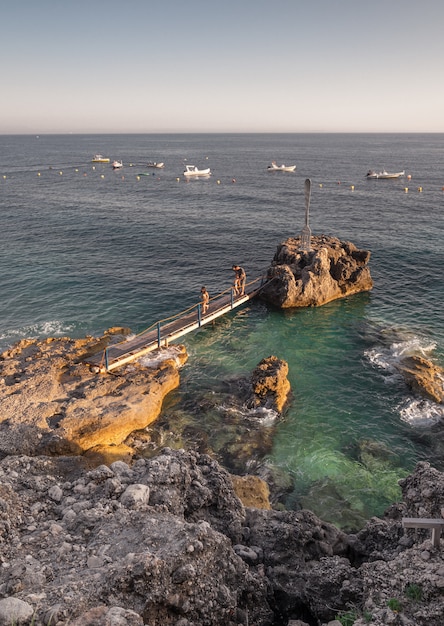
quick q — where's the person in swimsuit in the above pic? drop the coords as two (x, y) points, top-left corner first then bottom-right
(200, 286), (210, 314)
(232, 264), (246, 295)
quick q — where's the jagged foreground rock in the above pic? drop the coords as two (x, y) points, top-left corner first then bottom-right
(0, 450), (443, 626)
(260, 235), (373, 308)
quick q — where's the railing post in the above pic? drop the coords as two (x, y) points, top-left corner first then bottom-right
(104, 348), (109, 372)
(197, 304), (202, 327)
(157, 322), (161, 348)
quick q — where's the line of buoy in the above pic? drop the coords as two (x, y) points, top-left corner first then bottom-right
(1, 171), (440, 192)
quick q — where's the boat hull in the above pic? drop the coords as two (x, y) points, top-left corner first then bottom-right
(366, 170), (405, 179)
(183, 166), (211, 177)
(267, 164), (296, 172)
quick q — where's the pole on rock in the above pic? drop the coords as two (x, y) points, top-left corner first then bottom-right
(300, 178), (312, 251)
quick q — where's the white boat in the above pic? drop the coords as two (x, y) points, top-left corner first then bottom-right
(183, 165), (211, 177)
(92, 154), (110, 163)
(147, 162), (165, 169)
(112, 160), (123, 169)
(267, 161), (296, 172)
(366, 169), (405, 179)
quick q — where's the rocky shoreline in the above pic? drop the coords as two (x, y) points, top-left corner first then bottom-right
(1, 235), (443, 625)
(0, 451), (443, 626)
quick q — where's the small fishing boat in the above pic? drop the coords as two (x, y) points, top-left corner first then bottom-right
(267, 161), (296, 172)
(366, 169), (405, 179)
(183, 165), (211, 177)
(147, 162), (165, 169)
(112, 160), (123, 169)
(91, 154), (110, 163)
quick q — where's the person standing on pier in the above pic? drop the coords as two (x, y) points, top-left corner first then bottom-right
(200, 286), (210, 314)
(232, 264), (246, 296)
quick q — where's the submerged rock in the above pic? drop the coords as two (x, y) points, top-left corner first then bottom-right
(261, 234), (373, 308)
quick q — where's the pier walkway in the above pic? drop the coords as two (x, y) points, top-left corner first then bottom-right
(85, 276), (267, 372)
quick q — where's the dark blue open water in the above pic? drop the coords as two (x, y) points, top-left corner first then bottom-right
(1, 133), (443, 527)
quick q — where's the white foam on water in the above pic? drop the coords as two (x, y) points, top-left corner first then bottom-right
(398, 397), (444, 427)
(364, 333), (437, 383)
(217, 404), (279, 426)
(139, 346), (184, 368)
(390, 336), (437, 359)
(0, 320), (76, 345)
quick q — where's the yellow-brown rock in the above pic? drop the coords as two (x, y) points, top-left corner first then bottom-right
(0, 334), (187, 457)
(396, 354), (444, 404)
(249, 355), (291, 413)
(261, 234), (373, 308)
(231, 474), (272, 510)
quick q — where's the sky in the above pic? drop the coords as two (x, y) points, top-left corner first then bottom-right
(2, 0), (444, 134)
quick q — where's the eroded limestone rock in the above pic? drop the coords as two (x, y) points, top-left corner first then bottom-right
(248, 355), (291, 413)
(396, 354), (444, 404)
(261, 234), (373, 308)
(0, 334), (187, 457)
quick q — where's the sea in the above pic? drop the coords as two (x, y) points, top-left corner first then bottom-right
(1, 133), (443, 529)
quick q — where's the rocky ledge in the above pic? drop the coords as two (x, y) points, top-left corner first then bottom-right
(396, 354), (444, 404)
(260, 235), (373, 308)
(0, 451), (443, 626)
(0, 331), (187, 462)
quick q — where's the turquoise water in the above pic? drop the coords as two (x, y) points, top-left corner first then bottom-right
(1, 133), (443, 527)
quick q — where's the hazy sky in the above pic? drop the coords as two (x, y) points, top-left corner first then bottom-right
(2, 0), (443, 134)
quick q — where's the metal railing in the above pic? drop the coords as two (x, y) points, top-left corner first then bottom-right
(100, 273), (269, 371)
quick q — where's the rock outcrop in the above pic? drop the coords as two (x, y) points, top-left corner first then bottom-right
(260, 235), (373, 308)
(248, 355), (291, 413)
(0, 334), (187, 459)
(0, 451), (443, 626)
(396, 354), (444, 404)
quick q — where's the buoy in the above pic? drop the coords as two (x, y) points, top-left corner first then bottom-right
(101, 174), (105, 179)
(37, 172), (41, 177)
(404, 187), (408, 193)
(217, 180), (221, 184)
(417, 187), (422, 192)
(407, 174), (411, 180)
(59, 171), (63, 175)
(350, 185), (354, 191)
(121, 176), (125, 181)
(176, 177), (180, 181)
(136, 176), (140, 181)
(75, 168), (79, 173)
(3, 175), (6, 179)
(319, 183), (323, 188)
(232, 178), (236, 183)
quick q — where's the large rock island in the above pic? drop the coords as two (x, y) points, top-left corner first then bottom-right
(260, 235), (373, 308)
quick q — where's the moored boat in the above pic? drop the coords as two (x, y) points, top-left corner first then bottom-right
(366, 169), (405, 179)
(183, 165), (211, 177)
(112, 160), (123, 169)
(267, 161), (296, 172)
(147, 162), (165, 169)
(91, 154), (110, 163)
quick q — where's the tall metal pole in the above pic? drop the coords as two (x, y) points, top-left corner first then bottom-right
(300, 178), (312, 251)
